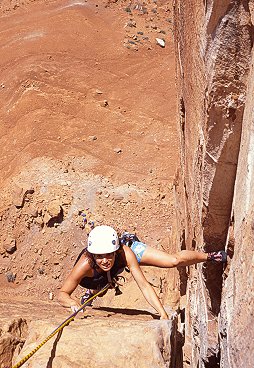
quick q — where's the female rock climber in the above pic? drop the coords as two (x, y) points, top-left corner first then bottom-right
(58, 225), (227, 319)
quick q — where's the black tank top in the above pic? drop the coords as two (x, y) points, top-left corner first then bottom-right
(74, 248), (127, 290)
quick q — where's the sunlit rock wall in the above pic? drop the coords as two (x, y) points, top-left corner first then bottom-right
(14, 318), (176, 368)
(0, 318), (27, 368)
(219, 33), (254, 368)
(173, 1), (254, 366)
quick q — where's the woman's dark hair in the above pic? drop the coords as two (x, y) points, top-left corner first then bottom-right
(83, 247), (96, 268)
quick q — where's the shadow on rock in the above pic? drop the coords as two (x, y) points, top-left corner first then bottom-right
(94, 306), (160, 319)
(46, 329), (63, 368)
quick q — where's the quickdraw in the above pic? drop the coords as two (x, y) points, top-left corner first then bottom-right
(112, 275), (126, 296)
(106, 270), (126, 296)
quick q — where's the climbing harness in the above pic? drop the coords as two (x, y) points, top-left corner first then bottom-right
(12, 283), (111, 368)
(120, 232), (140, 247)
(119, 232), (140, 272)
(106, 271), (125, 296)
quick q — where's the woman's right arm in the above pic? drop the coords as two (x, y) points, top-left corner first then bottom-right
(57, 258), (90, 309)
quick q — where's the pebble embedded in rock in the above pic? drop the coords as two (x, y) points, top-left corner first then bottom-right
(155, 38), (165, 47)
(6, 271), (16, 282)
(88, 135), (97, 141)
(100, 100), (108, 107)
(114, 148), (122, 153)
(3, 237), (17, 254)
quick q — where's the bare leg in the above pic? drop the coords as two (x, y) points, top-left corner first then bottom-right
(140, 246), (208, 268)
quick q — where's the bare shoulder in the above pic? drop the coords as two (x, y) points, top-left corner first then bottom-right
(70, 254), (93, 280)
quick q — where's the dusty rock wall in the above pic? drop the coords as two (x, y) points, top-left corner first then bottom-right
(0, 318), (27, 368)
(173, 1), (254, 367)
(219, 31), (254, 368)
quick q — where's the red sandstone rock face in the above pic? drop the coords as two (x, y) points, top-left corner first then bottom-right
(0, 299), (176, 368)
(219, 36), (254, 368)
(0, 0), (178, 297)
(0, 1), (181, 367)
(14, 317), (175, 368)
(174, 0), (254, 367)
(0, 318), (28, 368)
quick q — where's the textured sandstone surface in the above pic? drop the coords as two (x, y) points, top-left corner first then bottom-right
(2, 0), (254, 367)
(219, 34), (254, 368)
(1, 299), (177, 368)
(174, 0), (254, 366)
(0, 318), (28, 368)
(7, 300), (177, 368)
(0, 0), (178, 303)
(0, 2), (181, 367)
(15, 318), (175, 368)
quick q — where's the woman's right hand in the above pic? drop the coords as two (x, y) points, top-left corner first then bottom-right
(70, 304), (80, 313)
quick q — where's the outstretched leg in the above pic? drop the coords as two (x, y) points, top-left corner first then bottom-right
(140, 246), (208, 268)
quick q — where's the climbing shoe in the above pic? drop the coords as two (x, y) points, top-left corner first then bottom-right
(80, 289), (94, 307)
(207, 250), (227, 263)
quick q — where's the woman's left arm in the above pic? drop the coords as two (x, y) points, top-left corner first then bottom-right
(124, 246), (168, 319)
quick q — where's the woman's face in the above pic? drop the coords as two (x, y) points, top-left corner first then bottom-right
(94, 252), (116, 271)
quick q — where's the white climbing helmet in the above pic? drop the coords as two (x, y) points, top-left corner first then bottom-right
(87, 225), (119, 254)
